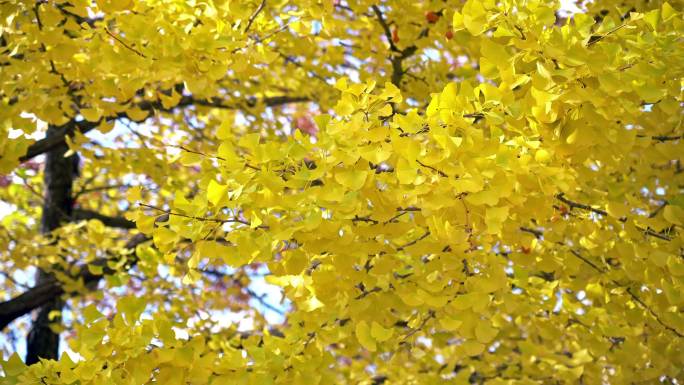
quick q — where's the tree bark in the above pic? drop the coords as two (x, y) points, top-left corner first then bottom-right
(26, 125), (78, 364)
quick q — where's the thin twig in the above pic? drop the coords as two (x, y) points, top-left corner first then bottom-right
(246, 287), (285, 315)
(384, 211), (407, 224)
(569, 249), (606, 274)
(587, 21), (630, 46)
(104, 28), (147, 58)
(649, 201), (668, 218)
(371, 5), (401, 53)
(556, 194), (672, 241)
(171, 144), (227, 161)
(555, 193), (608, 216)
(202, 268), (285, 315)
(75, 184), (129, 198)
(626, 288), (683, 338)
(520, 227), (543, 239)
(640, 227), (671, 241)
(569, 249), (683, 337)
(402, 310), (435, 340)
(352, 215), (379, 224)
(396, 230), (430, 251)
(637, 134), (682, 142)
(139, 203), (251, 226)
(0, 271), (30, 290)
(416, 160), (448, 177)
(244, 0), (266, 34)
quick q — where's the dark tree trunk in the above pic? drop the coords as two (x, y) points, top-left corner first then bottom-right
(26, 125), (78, 364)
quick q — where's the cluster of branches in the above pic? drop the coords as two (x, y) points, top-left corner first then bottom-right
(2, 4), (426, 348)
(1, 4), (311, 362)
(4, 1), (680, 370)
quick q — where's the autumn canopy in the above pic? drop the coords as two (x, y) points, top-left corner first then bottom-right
(1, 0), (683, 383)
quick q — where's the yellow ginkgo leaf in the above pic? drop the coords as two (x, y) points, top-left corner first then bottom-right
(475, 321), (498, 343)
(207, 180), (229, 207)
(370, 321), (394, 342)
(1, 353), (26, 376)
(485, 206), (509, 234)
(335, 170), (368, 191)
(606, 202), (630, 218)
(355, 321), (376, 352)
(664, 205), (683, 225)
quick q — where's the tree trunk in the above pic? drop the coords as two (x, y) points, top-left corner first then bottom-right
(26, 125), (78, 364)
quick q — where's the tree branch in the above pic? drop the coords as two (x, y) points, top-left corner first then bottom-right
(20, 120), (99, 162)
(568, 249), (683, 337)
(556, 193), (672, 241)
(104, 28), (148, 58)
(74, 184), (129, 198)
(637, 134), (682, 142)
(371, 5), (401, 53)
(625, 287), (683, 338)
(519, 226), (543, 239)
(0, 277), (62, 331)
(555, 193), (608, 216)
(198, 267), (286, 316)
(244, 0), (267, 34)
(55, 3), (102, 28)
(371, 5), (421, 87)
(396, 230), (431, 251)
(19, 94), (309, 163)
(0, 234), (148, 331)
(140, 203), (253, 227)
(71, 208), (136, 229)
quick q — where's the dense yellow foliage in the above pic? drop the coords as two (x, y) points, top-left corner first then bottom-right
(1, 0), (683, 383)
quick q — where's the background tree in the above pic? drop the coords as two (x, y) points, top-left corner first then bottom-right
(1, 0), (683, 383)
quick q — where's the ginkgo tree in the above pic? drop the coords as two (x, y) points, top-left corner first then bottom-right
(1, 0), (683, 383)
